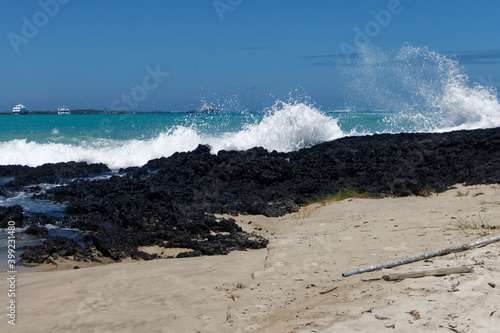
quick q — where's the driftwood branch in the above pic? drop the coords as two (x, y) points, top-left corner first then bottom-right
(343, 234), (500, 277)
(319, 287), (338, 295)
(382, 267), (474, 281)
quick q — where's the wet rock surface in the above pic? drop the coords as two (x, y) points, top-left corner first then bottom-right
(25, 225), (49, 238)
(4, 128), (500, 265)
(20, 236), (97, 265)
(0, 205), (24, 228)
(0, 162), (110, 188)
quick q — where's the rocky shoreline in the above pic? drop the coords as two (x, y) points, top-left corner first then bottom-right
(2, 127), (500, 266)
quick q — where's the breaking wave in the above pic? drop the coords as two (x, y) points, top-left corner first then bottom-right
(0, 102), (344, 169)
(344, 45), (500, 132)
(1, 45), (499, 169)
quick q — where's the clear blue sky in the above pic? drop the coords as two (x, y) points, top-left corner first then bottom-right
(1, 0), (499, 112)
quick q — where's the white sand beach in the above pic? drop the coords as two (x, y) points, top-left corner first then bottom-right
(2, 184), (500, 332)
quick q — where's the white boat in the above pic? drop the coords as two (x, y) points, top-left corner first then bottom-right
(12, 104), (29, 115)
(200, 104), (215, 113)
(57, 106), (71, 115)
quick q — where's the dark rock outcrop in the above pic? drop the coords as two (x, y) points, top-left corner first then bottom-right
(5, 127), (500, 265)
(20, 236), (98, 265)
(0, 162), (110, 188)
(25, 225), (49, 238)
(0, 205), (24, 228)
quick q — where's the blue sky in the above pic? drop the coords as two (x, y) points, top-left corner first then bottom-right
(1, 0), (499, 112)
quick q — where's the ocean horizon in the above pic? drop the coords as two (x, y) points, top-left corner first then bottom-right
(1, 46), (500, 272)
(2, 46), (499, 170)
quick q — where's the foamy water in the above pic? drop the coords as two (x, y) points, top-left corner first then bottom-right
(345, 45), (500, 133)
(0, 103), (344, 169)
(210, 102), (344, 152)
(0, 46), (499, 169)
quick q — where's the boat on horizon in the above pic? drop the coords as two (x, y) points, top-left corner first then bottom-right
(12, 104), (29, 115)
(57, 106), (71, 115)
(200, 104), (216, 113)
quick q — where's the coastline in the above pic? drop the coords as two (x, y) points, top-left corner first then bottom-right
(0, 110), (204, 115)
(1, 184), (499, 332)
(2, 127), (500, 268)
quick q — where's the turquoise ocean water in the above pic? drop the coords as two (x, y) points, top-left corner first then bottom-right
(1, 46), (500, 270)
(0, 109), (392, 168)
(2, 46), (500, 169)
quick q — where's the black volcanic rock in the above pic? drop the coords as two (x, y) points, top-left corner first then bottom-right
(25, 225), (49, 238)
(0, 205), (24, 228)
(86, 229), (143, 261)
(7, 127), (500, 265)
(70, 220), (107, 232)
(0, 162), (110, 187)
(24, 213), (59, 226)
(20, 236), (96, 265)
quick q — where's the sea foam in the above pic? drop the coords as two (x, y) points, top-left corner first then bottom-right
(1, 46), (499, 169)
(210, 102), (344, 152)
(344, 45), (500, 133)
(0, 103), (344, 169)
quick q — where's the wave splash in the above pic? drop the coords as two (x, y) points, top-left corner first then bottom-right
(211, 102), (344, 152)
(1, 45), (498, 169)
(0, 103), (344, 169)
(345, 45), (500, 132)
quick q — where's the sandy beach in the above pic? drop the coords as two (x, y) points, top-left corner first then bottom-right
(2, 184), (500, 332)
